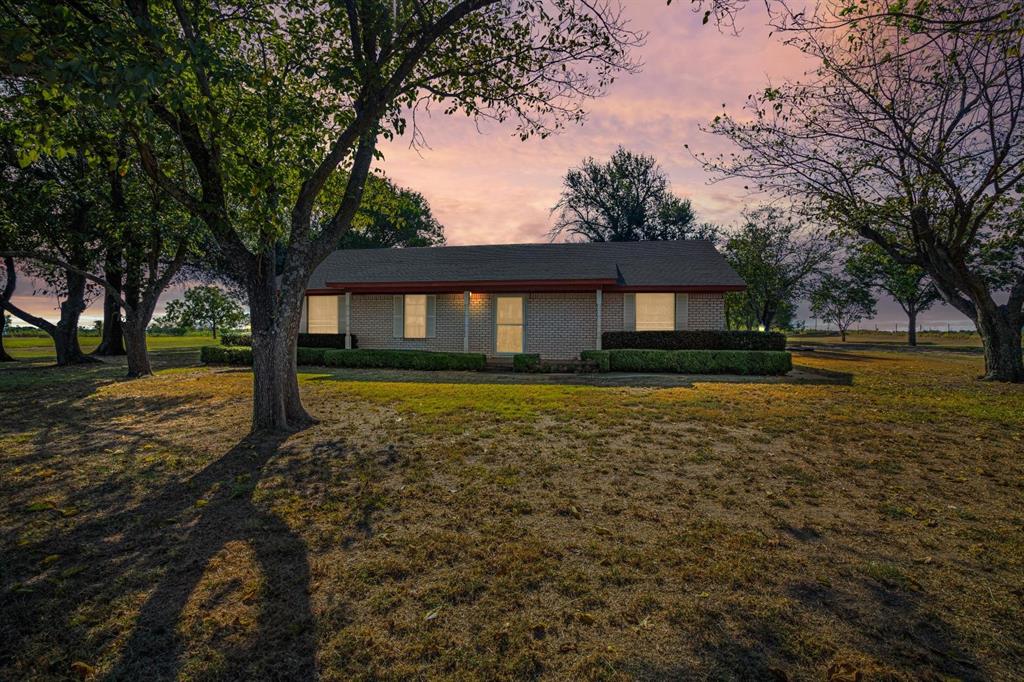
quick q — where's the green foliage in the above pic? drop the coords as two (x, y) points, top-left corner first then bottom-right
(512, 354), (542, 372)
(200, 345), (252, 365)
(551, 147), (717, 242)
(219, 333), (252, 347)
(602, 330), (786, 351)
(162, 286), (246, 338)
(323, 349), (486, 371)
(580, 350), (611, 372)
(295, 333), (359, 349)
(341, 176), (445, 249)
(810, 273), (878, 340)
(606, 349), (792, 375)
(723, 207), (833, 330)
(845, 243), (941, 316)
(296, 347), (329, 366)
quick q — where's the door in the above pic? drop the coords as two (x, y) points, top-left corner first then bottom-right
(495, 295), (525, 354)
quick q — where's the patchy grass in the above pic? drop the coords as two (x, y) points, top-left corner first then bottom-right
(790, 329), (983, 348)
(1, 348), (1022, 680)
(4, 334), (216, 360)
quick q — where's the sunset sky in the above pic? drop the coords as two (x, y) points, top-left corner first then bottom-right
(9, 2), (974, 330)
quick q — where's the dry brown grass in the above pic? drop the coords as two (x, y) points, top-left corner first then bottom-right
(1, 349), (1022, 680)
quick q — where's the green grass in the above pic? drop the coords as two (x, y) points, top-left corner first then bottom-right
(789, 329), (983, 347)
(4, 334), (217, 359)
(1, 346), (1022, 680)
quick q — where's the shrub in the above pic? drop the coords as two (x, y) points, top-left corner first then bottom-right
(220, 332), (358, 349)
(512, 354), (541, 372)
(580, 350), (610, 372)
(323, 349), (486, 371)
(606, 349), (791, 375)
(602, 330), (786, 351)
(219, 332), (251, 346)
(298, 332), (358, 349)
(296, 347), (329, 366)
(201, 345), (253, 365)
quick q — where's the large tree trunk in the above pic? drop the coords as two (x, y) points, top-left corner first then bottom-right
(123, 315), (152, 378)
(0, 310), (14, 362)
(53, 270), (98, 366)
(975, 305), (1022, 382)
(247, 257), (311, 433)
(907, 308), (918, 347)
(93, 254), (125, 356)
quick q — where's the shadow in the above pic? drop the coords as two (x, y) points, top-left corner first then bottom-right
(302, 365), (852, 389)
(1, 428), (317, 680)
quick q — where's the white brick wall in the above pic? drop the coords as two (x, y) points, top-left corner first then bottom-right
(325, 290), (727, 359)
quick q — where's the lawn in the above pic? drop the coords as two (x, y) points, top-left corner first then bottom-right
(1, 346), (1021, 680)
(3, 334), (215, 360)
(790, 329), (983, 349)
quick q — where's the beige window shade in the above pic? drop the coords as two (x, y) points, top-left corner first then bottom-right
(496, 295), (524, 353)
(404, 294), (427, 338)
(635, 293), (675, 331)
(307, 295), (339, 333)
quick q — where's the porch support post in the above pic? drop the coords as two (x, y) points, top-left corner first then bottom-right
(344, 292), (352, 349)
(463, 291), (471, 353)
(596, 289), (603, 350)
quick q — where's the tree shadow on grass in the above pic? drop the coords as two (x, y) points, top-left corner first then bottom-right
(2, 424), (316, 680)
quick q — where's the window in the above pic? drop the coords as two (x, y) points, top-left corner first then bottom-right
(635, 293), (675, 331)
(496, 295), (524, 354)
(307, 295), (339, 333)
(404, 294), (427, 338)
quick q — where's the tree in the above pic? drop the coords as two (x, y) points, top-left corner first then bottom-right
(846, 243), (941, 347)
(551, 147), (717, 242)
(2, 1), (650, 431)
(699, 0), (1024, 381)
(722, 207), (832, 330)
(163, 286), (247, 339)
(810, 272), (877, 342)
(92, 244), (125, 356)
(340, 175), (445, 249)
(0, 262), (14, 362)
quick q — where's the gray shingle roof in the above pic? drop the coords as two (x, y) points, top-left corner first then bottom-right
(308, 240), (745, 289)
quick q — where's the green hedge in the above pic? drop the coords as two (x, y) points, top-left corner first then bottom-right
(323, 349), (486, 371)
(602, 330), (786, 351)
(219, 333), (251, 347)
(606, 349), (792, 375)
(512, 354), (541, 372)
(219, 332), (357, 349)
(201, 345), (253, 365)
(296, 347), (329, 366)
(580, 350), (610, 372)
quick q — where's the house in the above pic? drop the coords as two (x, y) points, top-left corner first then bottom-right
(302, 240), (745, 359)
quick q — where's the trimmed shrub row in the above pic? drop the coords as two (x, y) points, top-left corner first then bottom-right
(604, 349), (791, 375)
(201, 345), (252, 364)
(512, 354), (541, 372)
(218, 332), (359, 349)
(219, 332), (251, 347)
(580, 350), (611, 372)
(323, 349), (486, 371)
(602, 330), (786, 351)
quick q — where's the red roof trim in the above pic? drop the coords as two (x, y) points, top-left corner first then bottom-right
(321, 278), (618, 293)
(310, 279), (746, 294)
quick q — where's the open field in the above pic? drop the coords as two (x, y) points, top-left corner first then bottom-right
(1, 347), (1022, 680)
(3, 334), (215, 360)
(789, 330), (983, 349)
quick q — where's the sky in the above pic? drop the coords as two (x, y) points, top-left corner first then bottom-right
(8, 1), (976, 330)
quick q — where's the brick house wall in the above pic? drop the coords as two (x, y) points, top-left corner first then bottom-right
(318, 290), (727, 359)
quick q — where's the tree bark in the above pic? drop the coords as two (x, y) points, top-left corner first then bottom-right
(975, 305), (1022, 382)
(907, 308), (917, 347)
(93, 253), (125, 356)
(123, 314), (152, 377)
(52, 269), (98, 366)
(0, 310), (14, 362)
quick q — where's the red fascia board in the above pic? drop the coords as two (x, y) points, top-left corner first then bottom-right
(320, 278), (618, 293)
(310, 280), (747, 294)
(608, 284), (747, 293)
